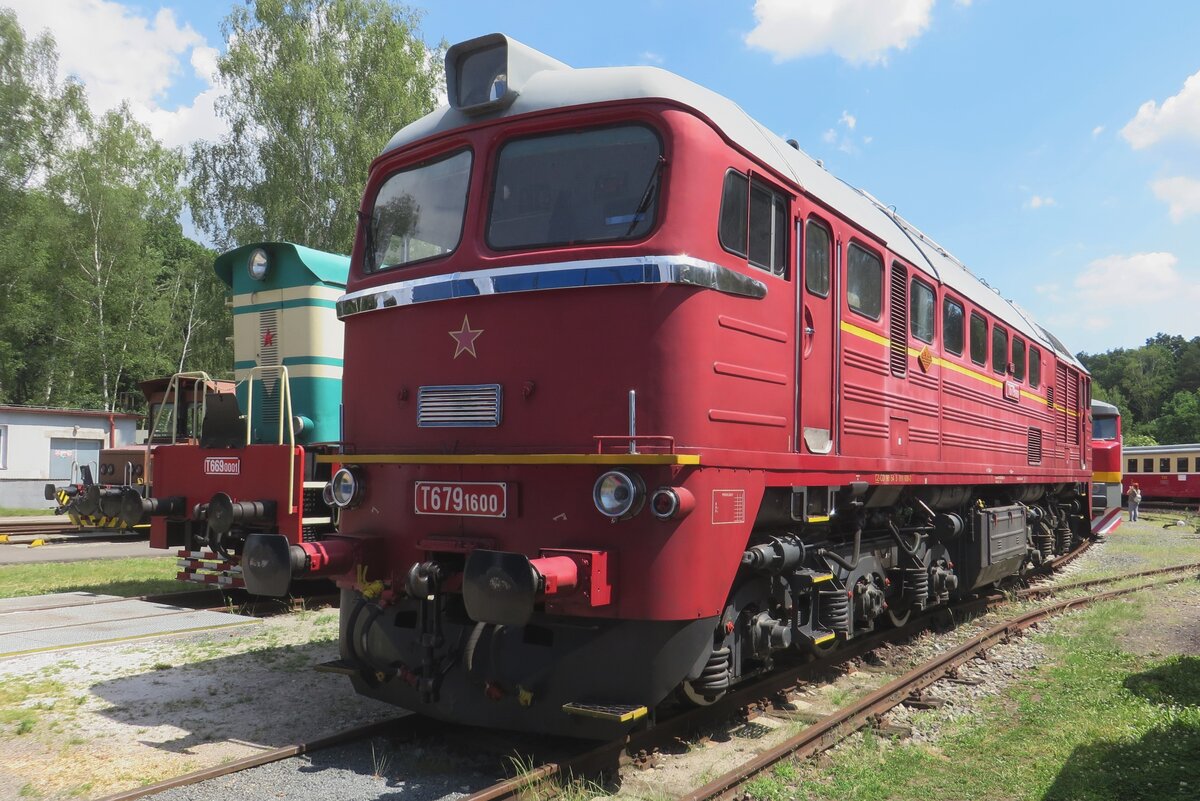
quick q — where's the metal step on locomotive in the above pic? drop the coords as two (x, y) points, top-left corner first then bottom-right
(240, 35), (1096, 738)
(131, 242), (349, 588)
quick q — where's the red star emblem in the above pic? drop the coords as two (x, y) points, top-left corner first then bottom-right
(449, 315), (483, 359)
(262, 330), (275, 347)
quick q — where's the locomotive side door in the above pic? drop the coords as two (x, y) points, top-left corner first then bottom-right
(796, 215), (836, 454)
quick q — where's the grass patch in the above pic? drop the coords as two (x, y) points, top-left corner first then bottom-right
(0, 678), (66, 737)
(784, 586), (1200, 801)
(0, 507), (55, 517)
(0, 557), (180, 598)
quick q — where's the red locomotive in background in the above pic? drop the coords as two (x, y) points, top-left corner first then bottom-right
(243, 35), (1095, 738)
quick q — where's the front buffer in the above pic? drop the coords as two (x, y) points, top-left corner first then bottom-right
(339, 585), (716, 738)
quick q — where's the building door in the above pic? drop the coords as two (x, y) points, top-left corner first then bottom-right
(797, 216), (836, 454)
(49, 438), (102, 482)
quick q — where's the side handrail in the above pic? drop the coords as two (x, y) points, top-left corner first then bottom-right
(244, 365), (297, 514)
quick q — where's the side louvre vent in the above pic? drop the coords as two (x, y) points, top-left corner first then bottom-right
(1027, 427), (1043, 465)
(418, 384), (502, 427)
(889, 263), (908, 377)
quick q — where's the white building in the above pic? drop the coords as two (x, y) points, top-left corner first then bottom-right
(0, 407), (138, 509)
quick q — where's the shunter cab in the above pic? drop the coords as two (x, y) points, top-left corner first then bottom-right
(140, 242), (348, 589)
(269, 35), (1094, 739)
(46, 376), (234, 529)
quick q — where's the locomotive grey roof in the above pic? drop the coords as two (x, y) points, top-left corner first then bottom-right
(383, 35), (1085, 372)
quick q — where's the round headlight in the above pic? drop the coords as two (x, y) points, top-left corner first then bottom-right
(248, 247), (269, 281)
(593, 469), (645, 520)
(329, 467), (362, 509)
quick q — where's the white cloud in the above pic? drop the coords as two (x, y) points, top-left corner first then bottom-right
(1092, 125), (1105, 138)
(744, 0), (935, 65)
(1151, 176), (1200, 222)
(823, 128), (838, 144)
(1028, 195), (1056, 209)
(1121, 69), (1200, 149)
(6, 0), (227, 149)
(639, 51), (665, 65)
(840, 110), (857, 130)
(1037, 252), (1200, 349)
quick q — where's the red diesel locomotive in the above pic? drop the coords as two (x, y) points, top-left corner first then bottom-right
(258, 35), (1093, 738)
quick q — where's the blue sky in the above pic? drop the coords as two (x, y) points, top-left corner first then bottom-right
(8, 0), (1200, 355)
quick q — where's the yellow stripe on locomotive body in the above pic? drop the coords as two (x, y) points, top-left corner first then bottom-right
(1092, 471), (1122, 483)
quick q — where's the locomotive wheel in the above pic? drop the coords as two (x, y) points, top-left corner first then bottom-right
(883, 606), (912, 628)
(679, 680), (725, 707)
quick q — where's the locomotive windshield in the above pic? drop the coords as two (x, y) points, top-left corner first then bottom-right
(487, 124), (662, 249)
(367, 149), (473, 272)
(1093, 416), (1118, 440)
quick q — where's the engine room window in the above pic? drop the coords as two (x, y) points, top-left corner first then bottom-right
(488, 125), (663, 250)
(719, 171), (787, 276)
(992, 325), (1009, 375)
(943, 297), (964, 355)
(367, 148), (472, 272)
(910, 277), (935, 343)
(1029, 345), (1041, 388)
(969, 312), (987, 366)
(1012, 337), (1027, 381)
(846, 243), (882, 319)
(804, 219), (831, 296)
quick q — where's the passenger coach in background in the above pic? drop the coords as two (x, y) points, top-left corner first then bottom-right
(1123, 442), (1200, 503)
(138, 242), (349, 589)
(274, 35), (1095, 738)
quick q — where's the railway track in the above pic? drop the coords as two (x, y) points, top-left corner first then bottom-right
(89, 539), (1200, 801)
(0, 516), (85, 539)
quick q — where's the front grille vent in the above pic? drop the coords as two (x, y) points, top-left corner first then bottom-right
(418, 384), (502, 428)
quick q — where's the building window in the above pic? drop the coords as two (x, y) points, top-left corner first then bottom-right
(1029, 345), (1041, 388)
(969, 312), (987, 366)
(804, 219), (831, 297)
(846, 243), (882, 319)
(718, 170), (788, 276)
(943, 297), (964, 355)
(910, 277), (935, 343)
(1127, 458), (1137, 473)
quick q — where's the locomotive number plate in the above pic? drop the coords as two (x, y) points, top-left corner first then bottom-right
(414, 481), (507, 518)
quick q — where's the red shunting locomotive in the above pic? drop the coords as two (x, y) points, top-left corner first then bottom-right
(296, 35), (1093, 738)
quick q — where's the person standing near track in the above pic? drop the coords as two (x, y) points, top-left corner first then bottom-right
(1128, 482), (1142, 522)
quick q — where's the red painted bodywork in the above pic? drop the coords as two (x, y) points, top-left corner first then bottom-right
(336, 100), (1092, 622)
(148, 445), (305, 548)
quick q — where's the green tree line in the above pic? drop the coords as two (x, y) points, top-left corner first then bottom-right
(0, 0), (439, 414)
(1080, 333), (1200, 445)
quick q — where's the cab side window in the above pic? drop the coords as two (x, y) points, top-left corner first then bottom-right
(992, 325), (1009, 376)
(804, 219), (831, 296)
(943, 297), (964, 355)
(846, 243), (882, 319)
(910, 277), (935, 343)
(969, 312), (987, 366)
(718, 170), (788, 276)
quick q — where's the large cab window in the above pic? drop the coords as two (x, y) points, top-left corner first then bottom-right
(488, 125), (662, 250)
(367, 149), (473, 272)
